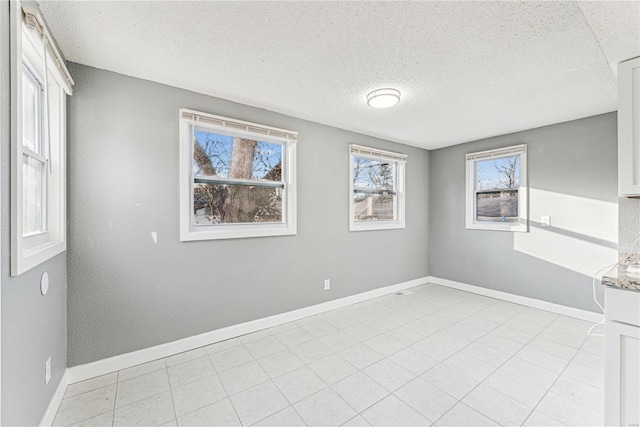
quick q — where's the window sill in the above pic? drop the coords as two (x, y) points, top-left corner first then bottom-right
(350, 221), (405, 232)
(180, 224), (297, 241)
(466, 221), (528, 232)
(12, 239), (66, 276)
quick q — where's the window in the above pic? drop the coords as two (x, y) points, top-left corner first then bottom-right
(466, 144), (528, 232)
(179, 109), (297, 241)
(11, 5), (73, 275)
(349, 144), (406, 231)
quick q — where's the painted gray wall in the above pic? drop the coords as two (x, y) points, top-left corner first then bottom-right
(66, 63), (430, 366)
(429, 113), (618, 312)
(1, 2), (68, 425)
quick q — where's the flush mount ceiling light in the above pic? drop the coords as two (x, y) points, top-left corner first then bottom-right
(366, 88), (401, 108)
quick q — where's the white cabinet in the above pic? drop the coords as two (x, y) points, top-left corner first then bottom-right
(604, 286), (640, 426)
(618, 57), (640, 197)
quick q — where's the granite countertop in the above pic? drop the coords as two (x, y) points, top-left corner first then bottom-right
(602, 252), (640, 292)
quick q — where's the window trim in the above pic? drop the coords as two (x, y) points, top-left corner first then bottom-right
(465, 144), (528, 232)
(349, 144), (406, 232)
(11, 3), (71, 276)
(179, 108), (297, 241)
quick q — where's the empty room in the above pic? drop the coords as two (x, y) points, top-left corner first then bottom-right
(1, 1), (640, 426)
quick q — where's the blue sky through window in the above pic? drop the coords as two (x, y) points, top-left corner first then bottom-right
(475, 155), (520, 190)
(193, 130), (282, 181)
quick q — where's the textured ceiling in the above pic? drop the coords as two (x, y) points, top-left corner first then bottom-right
(38, 1), (639, 150)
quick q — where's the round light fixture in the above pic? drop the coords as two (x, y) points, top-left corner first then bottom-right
(367, 88), (401, 108)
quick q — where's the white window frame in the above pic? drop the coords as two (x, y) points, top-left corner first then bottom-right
(179, 108), (297, 241)
(349, 144), (406, 232)
(465, 144), (528, 232)
(10, 3), (73, 276)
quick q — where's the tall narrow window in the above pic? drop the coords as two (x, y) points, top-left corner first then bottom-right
(349, 144), (406, 231)
(466, 144), (528, 232)
(12, 5), (73, 275)
(179, 109), (297, 241)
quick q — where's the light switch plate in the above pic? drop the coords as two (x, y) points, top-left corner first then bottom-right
(541, 216), (551, 227)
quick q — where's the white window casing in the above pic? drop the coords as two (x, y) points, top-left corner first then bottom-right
(465, 144), (528, 232)
(179, 109), (297, 241)
(349, 144), (407, 232)
(11, 2), (72, 275)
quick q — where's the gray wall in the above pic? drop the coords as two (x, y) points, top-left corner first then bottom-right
(429, 113), (618, 312)
(1, 2), (68, 425)
(66, 63), (430, 366)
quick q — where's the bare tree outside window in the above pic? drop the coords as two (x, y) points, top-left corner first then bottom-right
(192, 130), (283, 225)
(475, 155), (520, 222)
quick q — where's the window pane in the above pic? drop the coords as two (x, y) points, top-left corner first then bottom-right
(475, 155), (520, 190)
(193, 183), (283, 225)
(193, 129), (283, 181)
(353, 157), (395, 191)
(23, 155), (45, 235)
(476, 190), (518, 222)
(22, 70), (41, 154)
(353, 192), (395, 221)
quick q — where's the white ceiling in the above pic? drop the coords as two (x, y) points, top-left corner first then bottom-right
(38, 1), (639, 150)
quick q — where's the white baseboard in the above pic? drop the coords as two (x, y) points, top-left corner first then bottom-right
(66, 276), (429, 384)
(427, 276), (603, 324)
(39, 370), (68, 427)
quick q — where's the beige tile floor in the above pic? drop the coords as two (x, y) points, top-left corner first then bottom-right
(53, 283), (605, 426)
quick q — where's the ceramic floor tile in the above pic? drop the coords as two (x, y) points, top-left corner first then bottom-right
(572, 350), (604, 372)
(332, 372), (389, 412)
(338, 343), (384, 370)
(275, 327), (315, 348)
(67, 410), (114, 427)
(230, 381), (289, 426)
(563, 361), (604, 389)
(389, 347), (438, 376)
(54, 385), (117, 426)
(361, 394), (430, 426)
(435, 402), (500, 427)
(177, 398), (241, 427)
(253, 406), (306, 426)
(204, 338), (242, 355)
(273, 366), (327, 403)
(257, 349), (305, 378)
(209, 345), (253, 372)
(289, 339), (333, 364)
(319, 331), (359, 352)
(411, 337), (459, 362)
(421, 364), (480, 400)
(65, 373), (118, 399)
(165, 348), (208, 367)
(549, 375), (603, 412)
(536, 391), (604, 426)
(113, 391), (175, 427)
(362, 358), (415, 392)
(395, 377), (457, 422)
(300, 319), (339, 338)
(363, 334), (406, 356)
(527, 336), (579, 360)
(458, 342), (510, 368)
(482, 368), (547, 408)
(442, 352), (496, 382)
(581, 335), (605, 357)
(115, 369), (171, 408)
(167, 356), (216, 388)
(119, 359), (167, 382)
(294, 388), (357, 427)
(384, 326), (427, 346)
(476, 333), (523, 356)
(218, 360), (269, 396)
(160, 419), (178, 427)
(309, 354), (358, 385)
(342, 323), (380, 342)
(341, 415), (372, 426)
(522, 410), (566, 426)
(172, 374), (227, 416)
(244, 335), (287, 359)
(462, 384), (532, 426)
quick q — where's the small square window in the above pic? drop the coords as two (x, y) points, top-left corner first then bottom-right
(350, 145), (406, 231)
(466, 145), (528, 232)
(179, 109), (297, 241)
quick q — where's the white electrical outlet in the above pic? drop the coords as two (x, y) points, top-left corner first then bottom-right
(541, 216), (551, 227)
(45, 357), (51, 384)
(324, 279), (330, 291)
